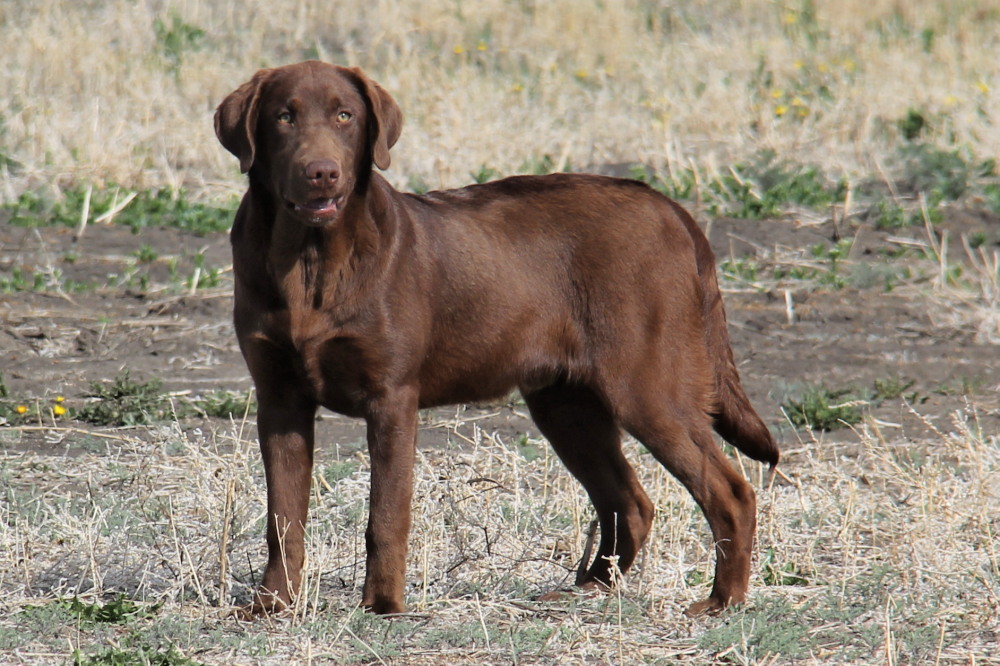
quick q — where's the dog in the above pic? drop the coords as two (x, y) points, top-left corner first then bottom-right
(214, 60), (778, 617)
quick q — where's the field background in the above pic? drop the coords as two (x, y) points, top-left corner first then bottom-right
(1, 0), (999, 664)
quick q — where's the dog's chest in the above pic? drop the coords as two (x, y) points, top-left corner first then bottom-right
(249, 304), (380, 416)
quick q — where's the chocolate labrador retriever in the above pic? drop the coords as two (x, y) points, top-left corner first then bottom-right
(215, 60), (778, 617)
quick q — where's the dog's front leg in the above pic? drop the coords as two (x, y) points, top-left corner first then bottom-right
(250, 397), (317, 615)
(361, 386), (419, 614)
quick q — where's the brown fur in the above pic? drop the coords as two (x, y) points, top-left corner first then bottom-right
(214, 61), (778, 617)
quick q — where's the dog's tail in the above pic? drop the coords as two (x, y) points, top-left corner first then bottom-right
(669, 201), (780, 469)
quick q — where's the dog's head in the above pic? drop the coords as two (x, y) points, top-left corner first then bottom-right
(215, 61), (402, 227)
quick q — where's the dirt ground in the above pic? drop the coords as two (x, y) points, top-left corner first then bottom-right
(2, 202), (998, 460)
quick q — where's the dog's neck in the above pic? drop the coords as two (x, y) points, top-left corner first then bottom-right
(241, 177), (393, 311)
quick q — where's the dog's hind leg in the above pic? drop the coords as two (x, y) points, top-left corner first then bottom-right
(524, 383), (655, 594)
(621, 400), (756, 616)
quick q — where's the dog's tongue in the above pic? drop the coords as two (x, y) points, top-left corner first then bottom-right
(302, 198), (337, 213)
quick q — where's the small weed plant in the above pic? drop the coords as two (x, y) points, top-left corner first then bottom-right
(782, 384), (864, 431)
(760, 547), (810, 587)
(784, 376), (928, 430)
(187, 390), (256, 418)
(57, 595), (159, 625)
(76, 370), (170, 427)
(872, 375), (923, 403)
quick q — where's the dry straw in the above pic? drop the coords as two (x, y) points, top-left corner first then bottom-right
(1, 1), (998, 200)
(0, 405), (997, 663)
(1, 1), (999, 663)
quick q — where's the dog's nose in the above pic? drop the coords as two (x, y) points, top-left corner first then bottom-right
(304, 160), (340, 185)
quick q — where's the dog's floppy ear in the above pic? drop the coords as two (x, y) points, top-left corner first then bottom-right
(346, 67), (403, 171)
(215, 69), (273, 173)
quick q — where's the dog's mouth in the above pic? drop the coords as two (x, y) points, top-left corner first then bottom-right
(287, 195), (345, 225)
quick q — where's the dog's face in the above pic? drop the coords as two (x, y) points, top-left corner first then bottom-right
(215, 61), (402, 227)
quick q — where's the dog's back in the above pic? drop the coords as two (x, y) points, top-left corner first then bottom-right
(400, 173), (777, 471)
(397, 174), (712, 405)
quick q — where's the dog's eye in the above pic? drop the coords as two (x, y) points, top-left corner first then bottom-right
(337, 111), (353, 123)
(277, 111), (293, 124)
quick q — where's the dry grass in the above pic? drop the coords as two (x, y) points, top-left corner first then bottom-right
(1, 0), (998, 200)
(2, 2), (999, 664)
(0, 405), (997, 664)
(922, 221), (1000, 344)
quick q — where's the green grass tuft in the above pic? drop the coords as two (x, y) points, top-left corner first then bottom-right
(4, 186), (234, 235)
(782, 384), (864, 430)
(73, 644), (202, 666)
(185, 390), (256, 419)
(76, 370), (171, 427)
(58, 595), (160, 625)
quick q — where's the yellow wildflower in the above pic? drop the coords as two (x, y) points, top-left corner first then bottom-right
(452, 45), (465, 55)
(476, 40), (488, 52)
(976, 81), (990, 94)
(775, 105), (789, 117)
(53, 404), (67, 417)
(15, 404), (27, 414)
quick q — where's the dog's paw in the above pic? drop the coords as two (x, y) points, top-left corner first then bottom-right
(683, 596), (729, 617)
(362, 597), (407, 615)
(231, 591), (291, 621)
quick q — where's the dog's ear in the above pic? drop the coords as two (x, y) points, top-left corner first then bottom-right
(347, 67), (403, 171)
(215, 69), (273, 173)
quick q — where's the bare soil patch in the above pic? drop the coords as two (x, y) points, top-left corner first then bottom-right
(2, 209), (997, 453)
